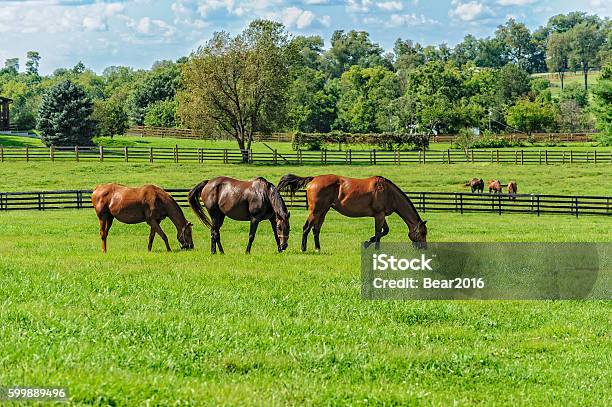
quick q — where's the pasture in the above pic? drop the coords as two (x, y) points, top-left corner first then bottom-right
(0, 161), (611, 405)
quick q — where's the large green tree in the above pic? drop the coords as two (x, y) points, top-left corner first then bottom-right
(178, 20), (294, 162)
(591, 63), (612, 140)
(568, 22), (605, 89)
(37, 80), (96, 146)
(546, 31), (571, 90)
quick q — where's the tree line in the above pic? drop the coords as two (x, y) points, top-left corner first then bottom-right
(0, 12), (610, 154)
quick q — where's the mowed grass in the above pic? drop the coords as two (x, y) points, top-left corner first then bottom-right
(0, 161), (610, 405)
(0, 208), (611, 405)
(0, 161), (610, 197)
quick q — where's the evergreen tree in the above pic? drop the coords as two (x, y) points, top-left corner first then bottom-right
(37, 80), (96, 146)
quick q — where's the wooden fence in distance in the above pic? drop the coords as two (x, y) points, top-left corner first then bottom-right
(0, 145), (610, 165)
(1, 189), (610, 217)
(126, 126), (598, 143)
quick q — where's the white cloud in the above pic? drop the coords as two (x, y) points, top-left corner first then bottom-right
(304, 0), (328, 4)
(497, 0), (536, 5)
(346, 0), (372, 13)
(318, 15), (332, 27)
(449, 1), (486, 22)
(126, 17), (176, 38)
(270, 7), (316, 29)
(377, 1), (403, 11)
(386, 13), (438, 27)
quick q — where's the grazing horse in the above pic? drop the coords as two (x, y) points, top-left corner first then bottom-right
(488, 180), (502, 194)
(188, 177), (290, 254)
(92, 184), (194, 253)
(467, 178), (484, 193)
(277, 174), (427, 252)
(508, 181), (518, 200)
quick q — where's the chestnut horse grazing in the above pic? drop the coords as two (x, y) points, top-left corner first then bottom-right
(188, 177), (290, 254)
(467, 178), (484, 193)
(92, 184), (194, 253)
(277, 174), (427, 251)
(488, 180), (502, 194)
(508, 181), (518, 200)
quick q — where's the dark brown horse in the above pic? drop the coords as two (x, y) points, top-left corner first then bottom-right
(488, 180), (502, 194)
(467, 178), (484, 193)
(508, 181), (518, 200)
(277, 174), (427, 251)
(92, 184), (194, 253)
(188, 177), (290, 254)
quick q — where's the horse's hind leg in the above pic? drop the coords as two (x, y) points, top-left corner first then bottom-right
(214, 213), (225, 255)
(312, 209), (329, 252)
(301, 213), (315, 252)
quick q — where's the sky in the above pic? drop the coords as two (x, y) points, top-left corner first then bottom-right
(0, 0), (610, 74)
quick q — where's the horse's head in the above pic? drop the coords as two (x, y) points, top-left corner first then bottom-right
(178, 222), (194, 250)
(409, 220), (428, 250)
(276, 212), (290, 252)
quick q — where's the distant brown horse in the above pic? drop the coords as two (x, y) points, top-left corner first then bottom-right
(188, 177), (290, 254)
(467, 178), (484, 193)
(92, 184), (194, 253)
(277, 174), (427, 251)
(508, 181), (518, 200)
(488, 180), (502, 194)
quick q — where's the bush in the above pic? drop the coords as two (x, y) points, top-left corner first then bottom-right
(37, 80), (96, 146)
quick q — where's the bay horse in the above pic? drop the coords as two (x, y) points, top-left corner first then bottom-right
(488, 180), (502, 194)
(277, 174), (427, 251)
(188, 177), (290, 254)
(508, 181), (518, 200)
(92, 184), (194, 253)
(467, 178), (484, 193)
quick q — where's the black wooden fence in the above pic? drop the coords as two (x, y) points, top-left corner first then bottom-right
(1, 189), (610, 217)
(0, 145), (610, 165)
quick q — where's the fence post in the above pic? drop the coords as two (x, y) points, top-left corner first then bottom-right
(471, 149), (474, 163)
(545, 150), (548, 165)
(224, 149), (228, 164)
(594, 150), (597, 164)
(536, 195), (540, 216)
(498, 194), (502, 215)
(575, 197), (579, 218)
(99, 146), (104, 162)
(273, 149), (278, 165)
(349, 149), (352, 165)
(37, 192), (42, 211)
(74, 146), (78, 162)
(496, 150), (499, 163)
(373, 149), (377, 165)
(448, 149), (451, 164)
(539, 150), (542, 165)
(570, 150), (573, 164)
(420, 192), (425, 212)
(418, 149), (422, 164)
(324, 150), (327, 165)
(124, 147), (129, 162)
(459, 193), (463, 214)
(422, 148), (426, 164)
(398, 150), (401, 165)
(26, 146), (29, 162)
(0, 146), (3, 162)
(50, 145), (54, 161)
(521, 150), (524, 165)
(149, 147), (153, 163)
(174, 145), (179, 163)
(199, 148), (203, 164)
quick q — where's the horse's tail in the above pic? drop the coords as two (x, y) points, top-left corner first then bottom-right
(188, 180), (213, 229)
(277, 174), (314, 194)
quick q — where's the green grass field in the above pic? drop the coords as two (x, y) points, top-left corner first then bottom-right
(0, 162), (610, 405)
(2, 134), (610, 154)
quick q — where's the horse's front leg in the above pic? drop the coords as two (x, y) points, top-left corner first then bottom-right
(148, 227), (156, 251)
(246, 219), (260, 254)
(148, 219), (171, 252)
(270, 218), (281, 252)
(364, 219), (389, 249)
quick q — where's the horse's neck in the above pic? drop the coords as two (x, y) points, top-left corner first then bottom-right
(165, 199), (186, 231)
(393, 190), (420, 229)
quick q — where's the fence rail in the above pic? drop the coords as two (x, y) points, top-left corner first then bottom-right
(126, 126), (598, 143)
(1, 188), (610, 217)
(0, 145), (610, 165)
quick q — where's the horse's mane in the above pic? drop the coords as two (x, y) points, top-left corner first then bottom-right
(380, 177), (422, 222)
(255, 177), (289, 220)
